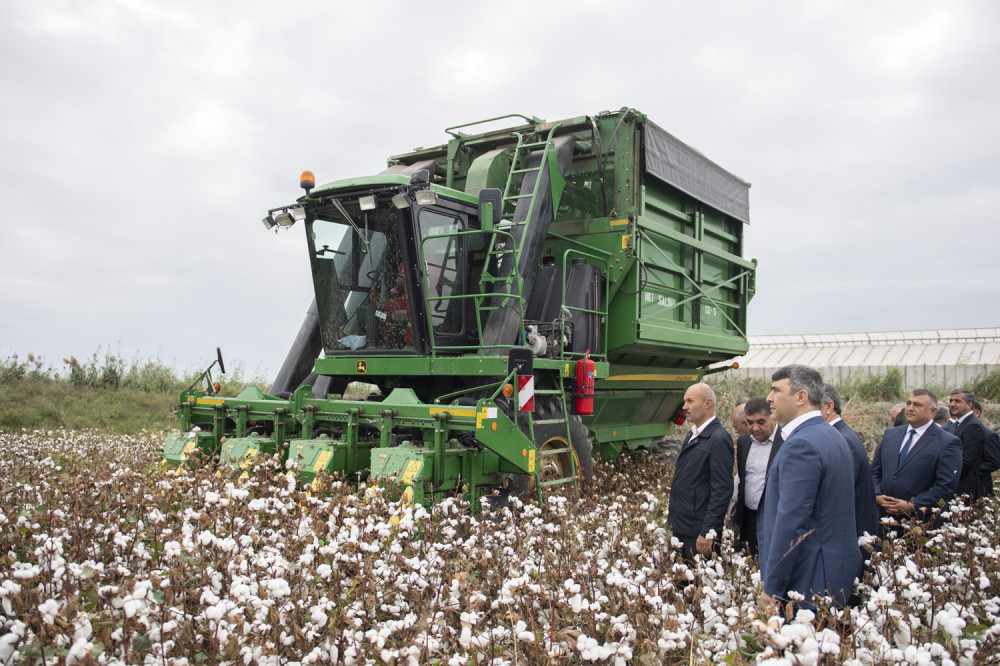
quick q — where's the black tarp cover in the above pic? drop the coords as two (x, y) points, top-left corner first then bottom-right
(642, 121), (750, 224)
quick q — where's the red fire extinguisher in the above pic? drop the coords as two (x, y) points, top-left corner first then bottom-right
(575, 350), (595, 415)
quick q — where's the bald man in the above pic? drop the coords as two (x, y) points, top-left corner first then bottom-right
(731, 403), (751, 438)
(668, 383), (736, 563)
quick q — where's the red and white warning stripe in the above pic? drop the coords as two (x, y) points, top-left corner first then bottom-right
(518, 375), (535, 412)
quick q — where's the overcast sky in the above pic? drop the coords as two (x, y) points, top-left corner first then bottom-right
(2, 1), (998, 381)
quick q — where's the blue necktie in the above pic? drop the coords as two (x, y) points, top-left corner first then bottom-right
(898, 429), (917, 465)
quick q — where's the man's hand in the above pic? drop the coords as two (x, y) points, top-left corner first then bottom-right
(878, 495), (914, 515)
(760, 591), (777, 614)
(696, 535), (714, 557)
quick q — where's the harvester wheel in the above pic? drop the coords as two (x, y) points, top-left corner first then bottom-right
(650, 436), (683, 469)
(512, 398), (593, 494)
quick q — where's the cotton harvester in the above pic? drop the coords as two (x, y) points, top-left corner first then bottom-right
(163, 108), (755, 507)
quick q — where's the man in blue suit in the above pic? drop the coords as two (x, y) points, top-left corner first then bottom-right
(821, 384), (878, 550)
(668, 383), (735, 564)
(820, 384), (878, 540)
(758, 365), (860, 610)
(872, 389), (962, 528)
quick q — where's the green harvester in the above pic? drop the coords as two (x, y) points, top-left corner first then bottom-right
(163, 107), (756, 509)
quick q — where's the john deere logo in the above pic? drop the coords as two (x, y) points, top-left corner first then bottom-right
(356, 360), (367, 374)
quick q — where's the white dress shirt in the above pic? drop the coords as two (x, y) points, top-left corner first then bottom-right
(744, 428), (778, 510)
(780, 410), (822, 440)
(688, 416), (718, 440)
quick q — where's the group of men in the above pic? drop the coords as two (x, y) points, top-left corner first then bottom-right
(667, 363), (999, 611)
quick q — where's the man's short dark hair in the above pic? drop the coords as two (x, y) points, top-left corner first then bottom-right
(821, 383), (842, 416)
(744, 396), (770, 417)
(950, 388), (974, 403)
(912, 388), (938, 406)
(973, 399), (983, 413)
(934, 406), (950, 422)
(772, 364), (824, 408)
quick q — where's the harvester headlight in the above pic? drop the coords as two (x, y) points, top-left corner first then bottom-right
(359, 195), (377, 211)
(290, 205), (306, 222)
(415, 189), (437, 206)
(391, 193), (410, 209)
(274, 211), (296, 228)
(262, 214), (277, 230)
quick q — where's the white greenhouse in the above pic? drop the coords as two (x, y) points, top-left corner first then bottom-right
(717, 327), (1000, 389)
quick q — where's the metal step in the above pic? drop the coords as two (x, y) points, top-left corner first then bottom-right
(541, 476), (577, 487)
(533, 418), (568, 426)
(538, 446), (572, 456)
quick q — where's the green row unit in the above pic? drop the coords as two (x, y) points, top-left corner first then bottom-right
(163, 386), (541, 509)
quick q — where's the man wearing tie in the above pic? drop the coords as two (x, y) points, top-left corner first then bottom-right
(871, 389), (962, 530)
(668, 383), (735, 564)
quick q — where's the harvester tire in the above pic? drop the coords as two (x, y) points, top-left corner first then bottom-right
(650, 436), (683, 469)
(510, 398), (593, 495)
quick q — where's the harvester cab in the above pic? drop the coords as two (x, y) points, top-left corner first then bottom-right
(164, 108), (756, 511)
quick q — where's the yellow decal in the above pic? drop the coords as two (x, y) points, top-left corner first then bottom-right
(312, 450), (333, 472)
(476, 408), (484, 430)
(621, 234), (631, 249)
(565, 363), (571, 376)
(245, 448), (258, 459)
(401, 460), (423, 484)
(356, 360), (367, 374)
(605, 373), (701, 382)
(610, 218), (629, 226)
(528, 449), (536, 473)
(195, 398), (225, 405)
(183, 441), (197, 454)
(429, 407), (477, 418)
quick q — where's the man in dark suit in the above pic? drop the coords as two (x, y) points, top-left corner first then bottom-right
(758, 365), (860, 610)
(668, 383), (735, 564)
(733, 396), (783, 556)
(948, 389), (985, 500)
(821, 384), (878, 548)
(972, 400), (1000, 497)
(872, 389), (962, 530)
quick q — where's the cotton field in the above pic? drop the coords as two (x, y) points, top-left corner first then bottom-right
(0, 431), (998, 665)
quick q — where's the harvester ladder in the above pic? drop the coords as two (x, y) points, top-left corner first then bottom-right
(532, 390), (580, 494)
(475, 127), (562, 321)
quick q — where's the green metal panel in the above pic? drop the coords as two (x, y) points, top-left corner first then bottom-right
(162, 430), (217, 468)
(219, 435), (278, 466)
(288, 435), (374, 486)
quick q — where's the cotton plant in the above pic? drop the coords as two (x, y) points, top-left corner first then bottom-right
(0, 429), (998, 664)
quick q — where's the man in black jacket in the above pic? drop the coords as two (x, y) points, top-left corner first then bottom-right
(972, 400), (1000, 497)
(668, 383), (735, 563)
(948, 389), (985, 500)
(733, 396), (783, 556)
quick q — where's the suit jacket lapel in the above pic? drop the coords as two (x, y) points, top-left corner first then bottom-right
(896, 426), (928, 473)
(766, 429), (783, 468)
